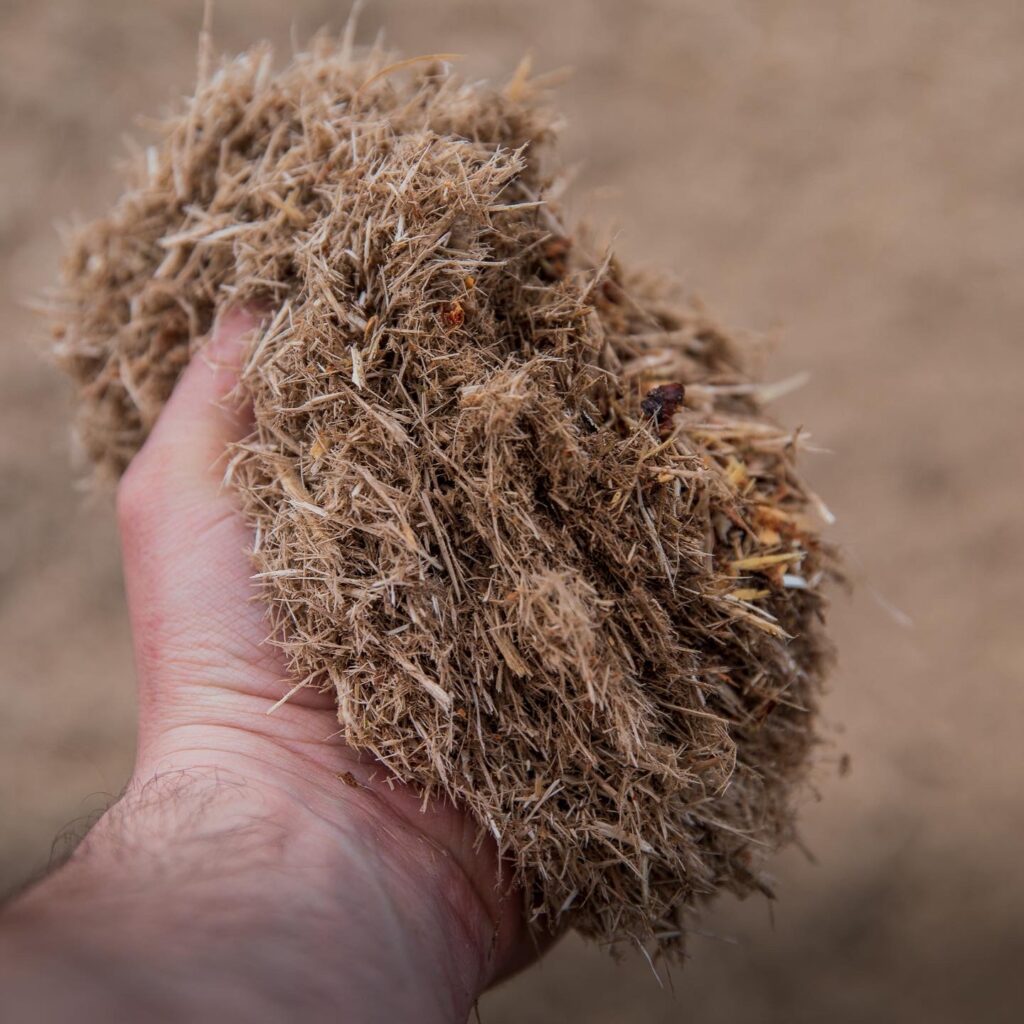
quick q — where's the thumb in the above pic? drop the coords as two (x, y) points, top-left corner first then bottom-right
(131, 306), (256, 493)
(117, 309), (283, 705)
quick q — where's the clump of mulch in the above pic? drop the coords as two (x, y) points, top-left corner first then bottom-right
(51, 34), (837, 956)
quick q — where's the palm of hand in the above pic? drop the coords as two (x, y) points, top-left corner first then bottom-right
(116, 311), (530, 994)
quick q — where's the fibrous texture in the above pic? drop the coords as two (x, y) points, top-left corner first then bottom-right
(53, 38), (836, 954)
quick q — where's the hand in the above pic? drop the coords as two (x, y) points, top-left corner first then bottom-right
(0, 311), (533, 1023)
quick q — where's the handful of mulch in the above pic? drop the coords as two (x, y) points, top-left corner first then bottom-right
(52, 36), (837, 956)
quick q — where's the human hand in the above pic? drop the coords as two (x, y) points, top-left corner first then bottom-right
(0, 311), (532, 1023)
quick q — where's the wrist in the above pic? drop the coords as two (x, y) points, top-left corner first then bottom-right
(2, 766), (506, 1023)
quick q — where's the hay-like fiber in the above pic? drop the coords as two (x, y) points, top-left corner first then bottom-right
(52, 36), (836, 955)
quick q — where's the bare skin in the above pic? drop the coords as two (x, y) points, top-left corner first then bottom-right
(0, 311), (535, 1022)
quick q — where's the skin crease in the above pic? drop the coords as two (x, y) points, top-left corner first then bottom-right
(0, 310), (540, 1023)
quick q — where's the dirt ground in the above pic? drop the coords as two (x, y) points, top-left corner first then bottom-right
(1, 1), (1022, 1021)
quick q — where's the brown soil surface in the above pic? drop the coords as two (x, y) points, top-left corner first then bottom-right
(2, 2), (1021, 1021)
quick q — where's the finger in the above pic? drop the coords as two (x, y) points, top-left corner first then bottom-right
(137, 305), (256, 493)
(117, 309), (283, 698)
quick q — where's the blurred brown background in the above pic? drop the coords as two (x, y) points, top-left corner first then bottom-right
(1, 1), (1022, 1021)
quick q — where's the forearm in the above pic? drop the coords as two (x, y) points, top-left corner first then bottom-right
(0, 769), (492, 1023)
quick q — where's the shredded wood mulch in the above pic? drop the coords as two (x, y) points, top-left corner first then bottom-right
(52, 36), (838, 957)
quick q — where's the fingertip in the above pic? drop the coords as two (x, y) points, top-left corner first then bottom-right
(137, 307), (260, 481)
(166, 307), (260, 420)
(203, 306), (261, 384)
